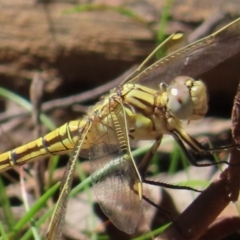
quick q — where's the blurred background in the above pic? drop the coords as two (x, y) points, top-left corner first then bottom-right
(0, 1), (240, 239)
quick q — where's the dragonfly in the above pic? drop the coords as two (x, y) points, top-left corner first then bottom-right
(0, 17), (240, 239)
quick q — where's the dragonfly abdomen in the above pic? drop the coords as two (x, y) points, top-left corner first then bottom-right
(0, 120), (83, 172)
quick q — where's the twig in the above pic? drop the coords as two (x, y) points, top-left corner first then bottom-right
(157, 176), (231, 240)
(0, 66), (136, 123)
(199, 217), (240, 240)
(227, 78), (240, 201)
(188, 12), (226, 42)
(30, 72), (45, 198)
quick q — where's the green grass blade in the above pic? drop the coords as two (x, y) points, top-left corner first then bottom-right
(8, 182), (60, 238)
(0, 87), (55, 131)
(0, 222), (8, 240)
(20, 208), (55, 240)
(156, 0), (173, 58)
(0, 176), (15, 231)
(64, 4), (146, 24)
(133, 223), (170, 240)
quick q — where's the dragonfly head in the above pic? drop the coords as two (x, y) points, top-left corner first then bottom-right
(166, 76), (208, 121)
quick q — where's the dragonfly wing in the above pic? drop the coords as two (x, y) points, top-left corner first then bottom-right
(46, 120), (91, 240)
(129, 18), (240, 88)
(87, 99), (142, 234)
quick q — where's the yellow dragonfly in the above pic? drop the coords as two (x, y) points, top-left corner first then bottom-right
(0, 18), (240, 239)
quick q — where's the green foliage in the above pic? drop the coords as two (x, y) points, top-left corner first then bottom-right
(64, 4), (147, 24)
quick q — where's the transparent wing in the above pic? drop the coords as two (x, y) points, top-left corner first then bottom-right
(128, 18), (240, 88)
(86, 99), (142, 234)
(46, 120), (91, 240)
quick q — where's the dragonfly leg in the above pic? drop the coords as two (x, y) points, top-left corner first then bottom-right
(143, 194), (174, 222)
(144, 179), (202, 193)
(137, 136), (163, 176)
(142, 194), (186, 238)
(172, 129), (233, 167)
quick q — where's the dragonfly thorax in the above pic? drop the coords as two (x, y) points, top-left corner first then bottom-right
(166, 76), (208, 121)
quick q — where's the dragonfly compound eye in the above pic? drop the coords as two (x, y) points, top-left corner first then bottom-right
(167, 76), (208, 121)
(167, 76), (194, 120)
